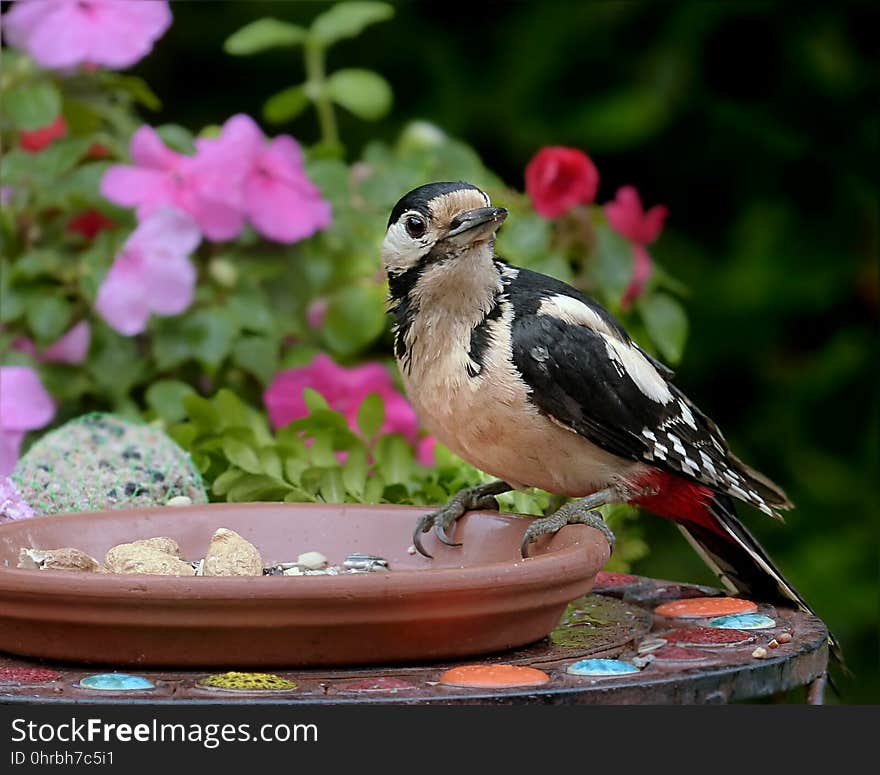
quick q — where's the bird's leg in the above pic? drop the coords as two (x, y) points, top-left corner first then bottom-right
(521, 488), (617, 558)
(413, 480), (513, 558)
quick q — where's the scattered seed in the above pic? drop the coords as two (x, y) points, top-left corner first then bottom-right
(297, 551), (328, 570)
(407, 545), (417, 555)
(778, 632), (792, 644)
(768, 639), (780, 649)
(752, 647), (768, 659)
(166, 495), (192, 507)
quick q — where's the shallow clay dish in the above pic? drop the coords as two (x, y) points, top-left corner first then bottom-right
(0, 503), (609, 667)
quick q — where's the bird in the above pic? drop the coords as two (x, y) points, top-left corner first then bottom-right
(381, 180), (842, 664)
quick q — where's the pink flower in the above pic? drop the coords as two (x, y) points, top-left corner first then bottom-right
(1, 477), (34, 523)
(194, 114), (332, 244)
(604, 186), (668, 246)
(264, 354), (419, 444)
(94, 208), (200, 335)
(101, 115), (331, 244)
(101, 126), (244, 241)
(19, 114), (67, 152)
(525, 146), (600, 218)
(306, 298), (328, 330)
(0, 366), (55, 476)
(604, 186), (668, 309)
(4, 0), (172, 70)
(12, 320), (91, 365)
(416, 436), (437, 467)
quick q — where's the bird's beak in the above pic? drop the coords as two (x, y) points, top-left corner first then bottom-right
(441, 207), (508, 247)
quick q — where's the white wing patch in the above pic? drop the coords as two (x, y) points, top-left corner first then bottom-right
(537, 294), (616, 338)
(601, 334), (674, 404)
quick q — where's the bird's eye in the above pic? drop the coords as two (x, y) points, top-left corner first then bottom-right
(404, 215), (427, 238)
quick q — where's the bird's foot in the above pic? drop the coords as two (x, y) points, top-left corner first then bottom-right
(521, 500), (615, 558)
(413, 480), (511, 558)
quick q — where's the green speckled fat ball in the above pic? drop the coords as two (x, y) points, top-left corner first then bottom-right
(11, 413), (207, 516)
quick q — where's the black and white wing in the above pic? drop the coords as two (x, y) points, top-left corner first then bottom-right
(503, 267), (791, 516)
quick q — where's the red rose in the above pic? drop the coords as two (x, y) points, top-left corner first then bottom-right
(525, 146), (600, 218)
(20, 115), (68, 153)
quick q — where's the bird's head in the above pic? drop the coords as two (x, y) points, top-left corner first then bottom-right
(381, 181), (508, 274)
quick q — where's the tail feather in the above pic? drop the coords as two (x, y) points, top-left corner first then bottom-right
(728, 452), (795, 512)
(678, 494), (845, 668)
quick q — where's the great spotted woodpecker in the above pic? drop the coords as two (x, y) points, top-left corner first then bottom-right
(382, 181), (840, 663)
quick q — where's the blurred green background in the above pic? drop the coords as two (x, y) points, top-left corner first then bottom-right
(127, 1), (878, 700)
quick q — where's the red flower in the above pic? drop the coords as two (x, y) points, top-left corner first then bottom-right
(604, 186), (668, 308)
(67, 209), (116, 240)
(525, 146), (599, 218)
(604, 185), (667, 245)
(86, 143), (112, 159)
(19, 115), (67, 153)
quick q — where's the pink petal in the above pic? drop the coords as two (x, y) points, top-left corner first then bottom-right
(258, 136), (306, 185)
(0, 476), (34, 519)
(0, 366), (55, 432)
(640, 204), (669, 245)
(244, 171), (331, 244)
(381, 392), (420, 443)
(144, 253), (196, 316)
(604, 185), (667, 245)
(4, 0), (172, 71)
(264, 370), (313, 429)
(621, 244), (653, 309)
(126, 207), (201, 259)
(191, 114), (264, 212)
(306, 298), (328, 329)
(0, 432), (26, 478)
(100, 165), (175, 212)
(81, 0), (172, 69)
(177, 186), (246, 242)
(129, 125), (182, 169)
(41, 321), (91, 364)
(10, 337), (39, 358)
(417, 436), (437, 467)
(94, 252), (152, 335)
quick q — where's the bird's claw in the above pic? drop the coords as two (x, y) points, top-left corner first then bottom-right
(412, 483), (504, 558)
(520, 505), (615, 559)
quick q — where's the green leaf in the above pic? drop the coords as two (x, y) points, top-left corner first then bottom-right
(227, 475), (294, 502)
(214, 388), (253, 430)
(593, 223), (634, 304)
(222, 438), (263, 475)
(183, 394), (222, 432)
(154, 308), (237, 371)
(263, 85), (310, 124)
(146, 380), (196, 423)
(302, 387), (329, 413)
(224, 18), (307, 55)
(326, 69), (392, 120)
(284, 456), (308, 485)
(5, 80), (62, 130)
(342, 446), (368, 498)
(257, 447), (283, 480)
(231, 336), (278, 385)
(363, 474), (385, 503)
(356, 392), (385, 439)
(374, 435), (414, 484)
(155, 124), (196, 154)
(26, 293), (73, 344)
(322, 284), (387, 356)
(310, 2), (394, 46)
(212, 467), (247, 496)
(319, 468), (346, 502)
(638, 292), (689, 364)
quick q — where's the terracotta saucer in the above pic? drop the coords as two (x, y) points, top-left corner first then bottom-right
(0, 503), (610, 667)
